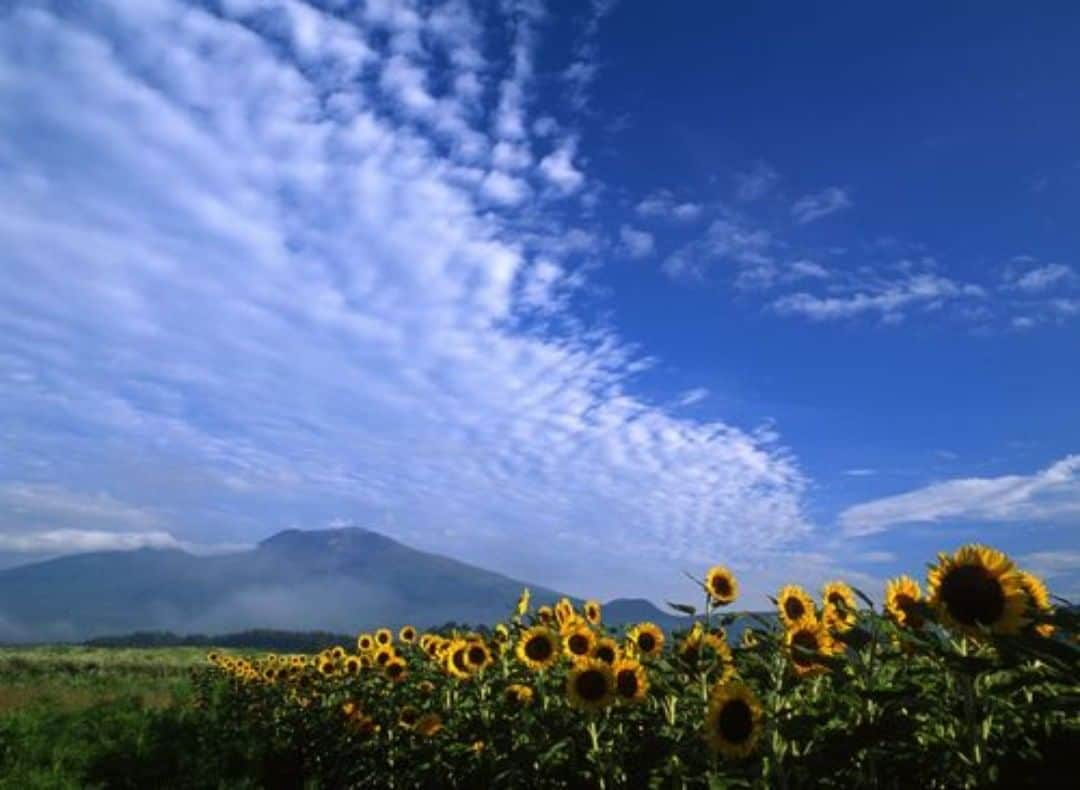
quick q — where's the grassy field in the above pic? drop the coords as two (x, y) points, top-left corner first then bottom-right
(0, 647), (209, 789)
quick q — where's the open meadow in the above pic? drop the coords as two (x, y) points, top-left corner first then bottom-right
(0, 546), (1077, 789)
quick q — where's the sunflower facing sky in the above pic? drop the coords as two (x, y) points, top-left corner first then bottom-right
(777, 586), (816, 629)
(613, 658), (649, 704)
(705, 565), (739, 606)
(884, 575), (925, 629)
(927, 544), (1028, 637)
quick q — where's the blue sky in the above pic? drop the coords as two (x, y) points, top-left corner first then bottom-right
(0, 0), (1077, 608)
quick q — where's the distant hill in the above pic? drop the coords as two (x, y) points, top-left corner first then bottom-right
(0, 527), (693, 642)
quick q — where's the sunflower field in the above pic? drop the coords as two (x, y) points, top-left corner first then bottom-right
(190, 544), (1077, 789)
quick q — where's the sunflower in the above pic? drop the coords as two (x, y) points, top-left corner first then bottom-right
(777, 585), (816, 628)
(821, 580), (857, 633)
(704, 631), (734, 679)
(413, 712), (443, 737)
(493, 624), (511, 643)
(785, 616), (838, 677)
(397, 705), (420, 728)
(566, 659), (616, 712)
(884, 575), (924, 629)
(384, 657), (408, 683)
(927, 544), (1027, 637)
(704, 681), (764, 759)
(517, 626), (561, 671)
(374, 646), (395, 667)
(536, 605), (555, 625)
(555, 597), (576, 627)
(1017, 571), (1055, 637)
(740, 629), (760, 649)
(563, 623), (597, 661)
(465, 641), (493, 672)
(417, 679), (436, 696)
(705, 565), (739, 606)
(446, 640), (473, 679)
(359, 655), (373, 669)
(583, 599), (603, 626)
(399, 625), (417, 644)
(207, 651), (220, 664)
(330, 646), (347, 661)
(343, 656), (361, 675)
(592, 637), (620, 665)
(627, 622), (665, 660)
(612, 658), (649, 703)
(316, 656), (337, 677)
(677, 623), (705, 666)
(375, 628), (393, 646)
(516, 587), (531, 618)
(504, 683), (534, 707)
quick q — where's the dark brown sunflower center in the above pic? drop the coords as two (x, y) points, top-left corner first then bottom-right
(376, 652), (390, 665)
(784, 597), (806, 621)
(637, 632), (657, 653)
(387, 663), (403, 678)
(940, 565), (1005, 626)
(468, 646), (487, 665)
(452, 649), (469, 672)
(791, 630), (819, 666)
(616, 669), (639, 698)
(400, 708), (418, 725)
(595, 645), (616, 663)
(711, 576), (731, 596)
(717, 699), (753, 743)
(575, 670), (608, 701)
(568, 634), (590, 655)
(525, 635), (554, 661)
(828, 593), (844, 607)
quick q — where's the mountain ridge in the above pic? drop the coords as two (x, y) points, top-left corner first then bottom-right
(0, 527), (691, 642)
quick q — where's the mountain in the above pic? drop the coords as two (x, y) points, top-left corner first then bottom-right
(0, 527), (691, 642)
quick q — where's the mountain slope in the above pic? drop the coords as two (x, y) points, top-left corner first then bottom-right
(0, 527), (690, 641)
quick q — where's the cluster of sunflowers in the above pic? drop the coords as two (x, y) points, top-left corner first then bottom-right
(199, 543), (1074, 789)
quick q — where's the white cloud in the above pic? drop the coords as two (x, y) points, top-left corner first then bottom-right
(635, 190), (702, 220)
(1004, 262), (1074, 292)
(791, 187), (852, 224)
(481, 170), (531, 206)
(538, 141), (585, 194)
(734, 161), (779, 202)
(619, 225), (654, 259)
(787, 260), (830, 280)
(0, 0), (808, 598)
(843, 469), (877, 477)
(0, 483), (162, 530)
(663, 217), (774, 283)
(674, 388), (709, 407)
(839, 455), (1080, 536)
(774, 274), (984, 322)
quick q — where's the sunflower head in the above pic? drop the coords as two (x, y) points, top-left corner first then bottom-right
(612, 658), (649, 703)
(343, 656), (361, 675)
(330, 646), (347, 661)
(397, 705), (420, 728)
(517, 626), (560, 671)
(504, 683), (534, 707)
(592, 637), (620, 665)
(884, 575), (924, 629)
(740, 629), (760, 649)
(627, 622), (665, 660)
(374, 647), (395, 667)
(413, 712), (443, 737)
(375, 628), (393, 646)
(784, 616), (838, 677)
(399, 625), (417, 644)
(705, 565), (739, 606)
(465, 641), (493, 671)
(563, 624), (597, 660)
(704, 681), (764, 759)
(583, 599), (603, 625)
(1017, 571), (1055, 637)
(777, 585), (816, 628)
(927, 544), (1027, 637)
(446, 640), (473, 679)
(515, 587), (531, 618)
(536, 605), (554, 625)
(554, 597), (576, 627)
(566, 659), (616, 713)
(822, 603), (856, 635)
(384, 657), (408, 683)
